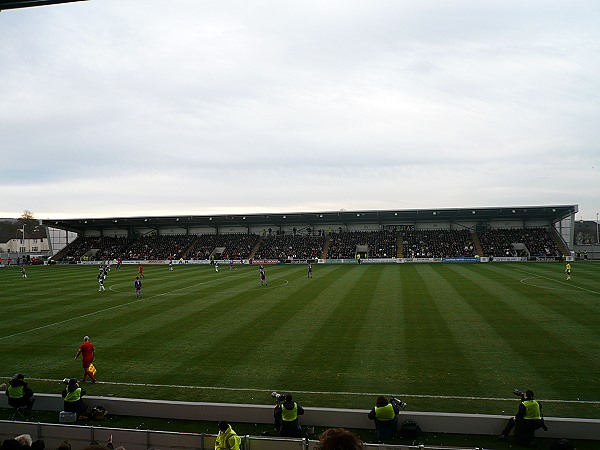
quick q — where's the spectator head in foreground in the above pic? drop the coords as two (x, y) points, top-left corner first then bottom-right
(317, 428), (363, 450)
(14, 435), (33, 447)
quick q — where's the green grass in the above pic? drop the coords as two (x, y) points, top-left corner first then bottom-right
(1, 262), (598, 419)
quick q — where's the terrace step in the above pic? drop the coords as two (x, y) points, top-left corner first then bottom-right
(471, 232), (484, 256)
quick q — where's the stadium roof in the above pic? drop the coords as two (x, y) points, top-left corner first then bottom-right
(0, 0), (86, 11)
(43, 205), (578, 235)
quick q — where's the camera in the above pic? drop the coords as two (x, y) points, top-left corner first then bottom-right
(271, 391), (285, 402)
(62, 378), (70, 385)
(513, 389), (523, 397)
(390, 396), (407, 410)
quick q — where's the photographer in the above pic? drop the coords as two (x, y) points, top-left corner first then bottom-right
(367, 396), (402, 440)
(62, 378), (87, 417)
(273, 393), (305, 437)
(6, 374), (35, 411)
(501, 389), (548, 445)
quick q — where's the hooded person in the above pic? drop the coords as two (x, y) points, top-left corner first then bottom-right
(5, 374), (35, 410)
(61, 378), (87, 416)
(214, 421), (241, 450)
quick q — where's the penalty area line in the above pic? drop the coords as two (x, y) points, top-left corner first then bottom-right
(22, 377), (599, 405)
(513, 267), (600, 296)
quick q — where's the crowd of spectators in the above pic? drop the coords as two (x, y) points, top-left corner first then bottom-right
(125, 234), (196, 260)
(254, 235), (327, 260)
(520, 228), (562, 257)
(60, 230), (398, 262)
(186, 233), (259, 260)
(60, 237), (131, 262)
(574, 220), (598, 245)
(185, 234), (218, 260)
(402, 230), (476, 258)
(214, 233), (259, 260)
(478, 228), (561, 258)
(327, 230), (397, 259)
(58, 228), (565, 262)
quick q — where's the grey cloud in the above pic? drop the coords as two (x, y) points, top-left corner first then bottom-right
(1, 0), (599, 219)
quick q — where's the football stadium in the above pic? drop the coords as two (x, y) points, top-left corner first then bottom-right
(2, 1), (600, 449)
(1, 204), (599, 449)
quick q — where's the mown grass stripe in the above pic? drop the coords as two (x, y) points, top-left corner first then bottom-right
(1, 263), (598, 415)
(442, 264), (599, 400)
(395, 265), (475, 395)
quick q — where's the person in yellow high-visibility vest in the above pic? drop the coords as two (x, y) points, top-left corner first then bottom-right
(214, 421), (241, 450)
(274, 394), (305, 437)
(62, 378), (87, 416)
(368, 396), (400, 440)
(501, 390), (548, 445)
(6, 374), (35, 410)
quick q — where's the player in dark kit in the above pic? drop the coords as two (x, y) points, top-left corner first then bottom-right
(307, 261), (313, 278)
(260, 265), (267, 286)
(134, 277), (142, 297)
(98, 272), (106, 292)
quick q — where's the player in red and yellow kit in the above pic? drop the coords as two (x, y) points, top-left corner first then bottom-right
(75, 335), (96, 383)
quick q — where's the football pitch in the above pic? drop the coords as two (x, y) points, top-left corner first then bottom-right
(1, 262), (598, 419)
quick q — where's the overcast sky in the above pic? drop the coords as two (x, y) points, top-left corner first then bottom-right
(1, 0), (598, 221)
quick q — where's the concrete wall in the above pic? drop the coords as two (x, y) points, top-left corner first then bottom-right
(2, 394), (599, 447)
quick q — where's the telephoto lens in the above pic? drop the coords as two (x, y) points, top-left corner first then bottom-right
(390, 396), (408, 410)
(271, 391), (284, 401)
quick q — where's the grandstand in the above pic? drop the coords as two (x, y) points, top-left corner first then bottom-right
(45, 205), (579, 263)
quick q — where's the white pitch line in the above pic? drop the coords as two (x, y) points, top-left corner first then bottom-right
(0, 273), (288, 341)
(19, 377), (599, 405)
(519, 277), (572, 292)
(0, 277), (219, 341)
(514, 267), (600, 296)
(0, 299), (144, 341)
